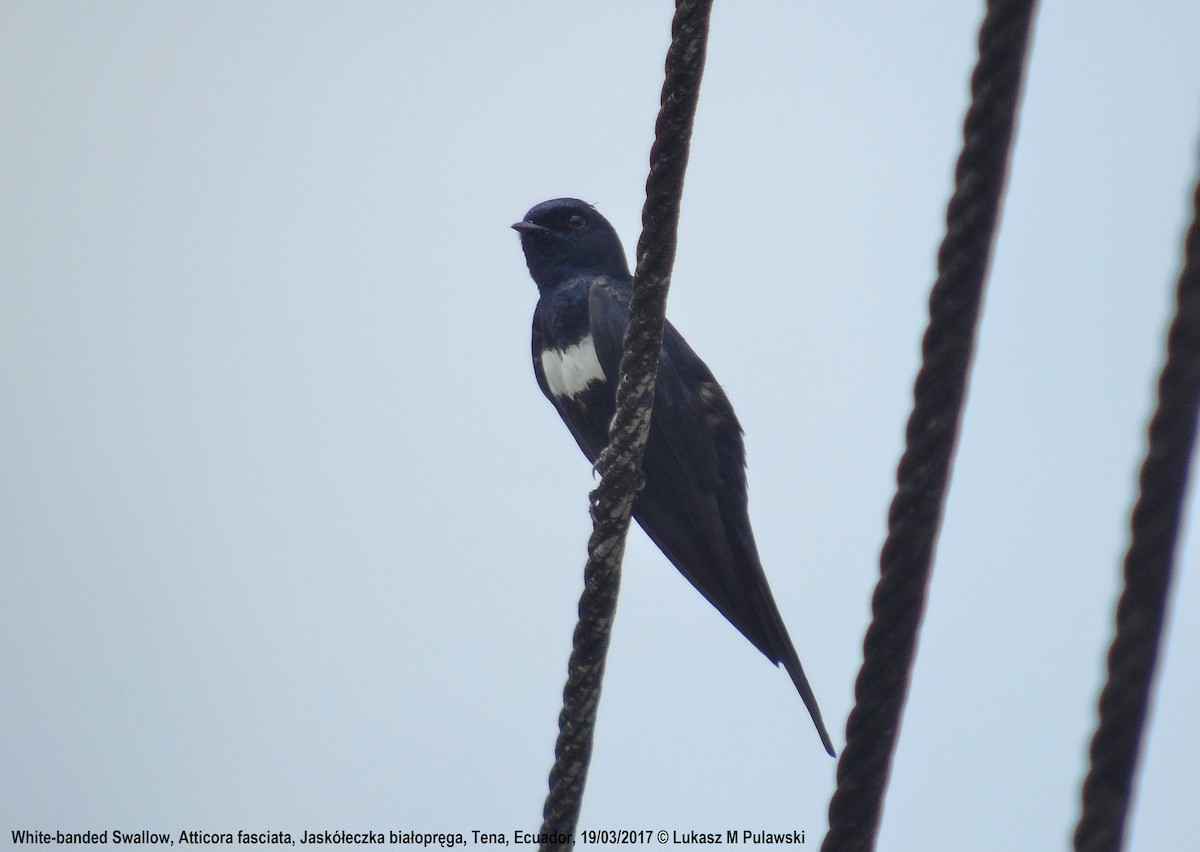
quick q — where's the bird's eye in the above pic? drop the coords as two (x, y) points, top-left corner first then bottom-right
(567, 214), (587, 229)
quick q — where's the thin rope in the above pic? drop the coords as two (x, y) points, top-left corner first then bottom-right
(822, 2), (1036, 850)
(537, 2), (713, 849)
(1072, 161), (1200, 852)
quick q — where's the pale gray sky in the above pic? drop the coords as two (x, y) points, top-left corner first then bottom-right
(3, 3), (1199, 850)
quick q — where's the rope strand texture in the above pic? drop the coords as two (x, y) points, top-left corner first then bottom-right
(538, 3), (713, 849)
(1073, 162), (1200, 852)
(822, 2), (1036, 849)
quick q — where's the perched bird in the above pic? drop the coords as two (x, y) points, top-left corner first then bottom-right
(513, 198), (834, 756)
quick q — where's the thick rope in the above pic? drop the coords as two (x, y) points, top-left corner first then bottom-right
(822, 2), (1036, 850)
(537, 3), (714, 849)
(1072, 164), (1200, 852)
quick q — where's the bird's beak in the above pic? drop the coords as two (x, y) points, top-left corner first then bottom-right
(511, 220), (548, 235)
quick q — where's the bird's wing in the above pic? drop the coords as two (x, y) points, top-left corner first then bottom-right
(588, 279), (836, 756)
(587, 281), (774, 656)
(583, 276), (630, 386)
(586, 280), (727, 494)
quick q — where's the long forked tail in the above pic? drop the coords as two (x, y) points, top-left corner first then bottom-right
(780, 640), (836, 757)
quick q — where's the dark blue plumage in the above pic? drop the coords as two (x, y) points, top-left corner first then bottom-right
(513, 198), (834, 757)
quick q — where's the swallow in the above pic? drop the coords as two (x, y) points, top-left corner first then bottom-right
(513, 198), (834, 756)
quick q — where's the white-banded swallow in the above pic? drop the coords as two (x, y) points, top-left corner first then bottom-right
(514, 197), (834, 756)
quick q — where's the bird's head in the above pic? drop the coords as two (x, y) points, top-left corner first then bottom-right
(512, 198), (631, 292)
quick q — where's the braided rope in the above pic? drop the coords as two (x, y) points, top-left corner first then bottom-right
(538, 3), (714, 849)
(822, 3), (1036, 849)
(1073, 162), (1200, 852)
